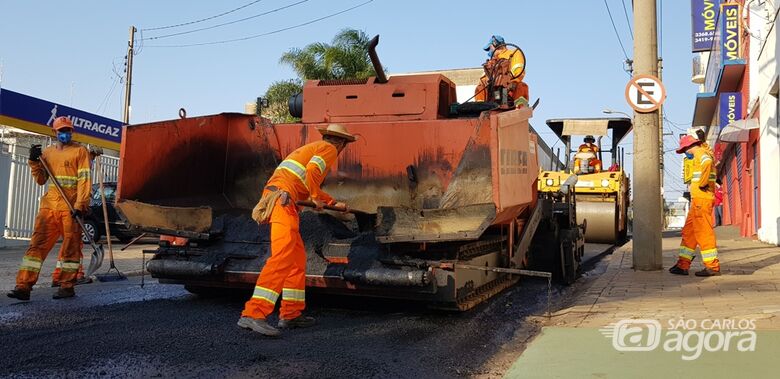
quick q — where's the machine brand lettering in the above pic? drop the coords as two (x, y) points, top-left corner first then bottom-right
(721, 3), (741, 61)
(500, 148), (528, 175)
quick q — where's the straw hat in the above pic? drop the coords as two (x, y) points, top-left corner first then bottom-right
(317, 124), (356, 142)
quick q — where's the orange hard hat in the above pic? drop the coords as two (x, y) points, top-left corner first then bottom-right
(52, 116), (73, 131)
(676, 135), (700, 154)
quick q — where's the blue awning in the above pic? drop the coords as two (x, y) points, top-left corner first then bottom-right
(691, 59), (746, 127)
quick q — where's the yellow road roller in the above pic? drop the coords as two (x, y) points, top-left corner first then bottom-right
(537, 118), (632, 243)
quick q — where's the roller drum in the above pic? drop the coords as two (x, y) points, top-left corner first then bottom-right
(577, 201), (617, 243)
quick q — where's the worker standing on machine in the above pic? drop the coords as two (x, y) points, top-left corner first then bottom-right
(573, 135), (602, 174)
(669, 135), (721, 277)
(238, 124), (355, 337)
(6, 117), (92, 301)
(475, 35), (528, 107)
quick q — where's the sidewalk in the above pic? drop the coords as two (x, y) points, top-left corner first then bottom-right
(506, 227), (780, 378)
(0, 240), (155, 291)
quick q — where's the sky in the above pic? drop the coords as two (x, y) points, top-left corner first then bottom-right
(0, 0), (698, 200)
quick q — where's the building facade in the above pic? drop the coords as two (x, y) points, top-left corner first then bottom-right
(690, 0), (779, 245)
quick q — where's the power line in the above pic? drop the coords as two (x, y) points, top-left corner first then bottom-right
(141, 0), (265, 31)
(621, 0), (634, 39)
(147, 0), (374, 48)
(603, 0), (632, 76)
(142, 0), (309, 41)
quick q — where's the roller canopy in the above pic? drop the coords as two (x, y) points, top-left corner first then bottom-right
(545, 118), (633, 153)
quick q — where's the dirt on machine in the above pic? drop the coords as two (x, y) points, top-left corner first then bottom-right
(537, 118), (632, 244)
(114, 36), (584, 310)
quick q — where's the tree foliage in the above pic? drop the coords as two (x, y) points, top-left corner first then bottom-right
(262, 28), (382, 122)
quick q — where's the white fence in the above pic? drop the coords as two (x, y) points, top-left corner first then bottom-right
(1, 141), (119, 241)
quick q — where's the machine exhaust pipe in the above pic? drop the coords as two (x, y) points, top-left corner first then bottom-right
(367, 35), (388, 84)
(343, 267), (431, 287)
(147, 259), (218, 277)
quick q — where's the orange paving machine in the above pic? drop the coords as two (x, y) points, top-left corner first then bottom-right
(116, 37), (584, 310)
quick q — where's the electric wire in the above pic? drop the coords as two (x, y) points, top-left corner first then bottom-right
(142, 0), (309, 41)
(141, 0), (265, 31)
(147, 0), (374, 48)
(621, 0), (634, 39)
(603, 0), (632, 77)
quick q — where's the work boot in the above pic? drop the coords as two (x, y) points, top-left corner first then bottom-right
(7, 288), (31, 301)
(53, 287), (75, 299)
(237, 317), (281, 337)
(278, 315), (316, 329)
(76, 277), (93, 285)
(669, 265), (688, 276)
(695, 268), (722, 277)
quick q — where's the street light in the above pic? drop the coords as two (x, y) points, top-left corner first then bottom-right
(602, 109), (631, 118)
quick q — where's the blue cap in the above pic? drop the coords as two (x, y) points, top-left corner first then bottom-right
(483, 35), (505, 51)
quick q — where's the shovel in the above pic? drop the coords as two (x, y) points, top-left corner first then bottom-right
(39, 157), (105, 277)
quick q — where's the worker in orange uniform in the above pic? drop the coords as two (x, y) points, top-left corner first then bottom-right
(52, 148), (102, 287)
(669, 135), (721, 277)
(573, 135), (602, 174)
(6, 117), (92, 300)
(237, 124), (355, 337)
(475, 35), (528, 106)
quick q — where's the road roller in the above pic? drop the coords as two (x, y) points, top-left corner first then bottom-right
(537, 118), (631, 244)
(114, 36), (584, 310)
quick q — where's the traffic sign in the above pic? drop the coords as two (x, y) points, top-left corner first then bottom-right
(624, 74), (666, 113)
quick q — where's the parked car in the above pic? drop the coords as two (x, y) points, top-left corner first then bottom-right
(81, 182), (141, 243)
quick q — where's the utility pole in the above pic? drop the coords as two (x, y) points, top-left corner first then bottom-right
(122, 26), (136, 124)
(658, 58), (664, 189)
(632, 0), (663, 270)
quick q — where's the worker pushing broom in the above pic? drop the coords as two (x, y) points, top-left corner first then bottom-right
(7, 116), (99, 301)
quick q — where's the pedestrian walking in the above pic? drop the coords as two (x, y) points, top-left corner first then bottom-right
(669, 135), (721, 277)
(714, 181), (724, 227)
(237, 124), (355, 337)
(6, 116), (92, 300)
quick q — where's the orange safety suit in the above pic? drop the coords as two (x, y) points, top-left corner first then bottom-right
(676, 145), (719, 271)
(15, 143), (91, 291)
(475, 45), (528, 104)
(242, 140), (338, 321)
(573, 143), (602, 174)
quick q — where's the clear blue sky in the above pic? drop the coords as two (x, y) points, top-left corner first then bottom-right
(0, 0), (697, 199)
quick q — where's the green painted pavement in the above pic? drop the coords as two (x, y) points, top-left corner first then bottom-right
(505, 327), (780, 378)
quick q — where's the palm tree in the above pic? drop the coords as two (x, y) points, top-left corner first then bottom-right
(262, 28), (381, 122)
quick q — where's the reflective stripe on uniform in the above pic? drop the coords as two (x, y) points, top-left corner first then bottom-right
(678, 246), (695, 261)
(53, 176), (78, 188)
(77, 168), (91, 181)
(276, 159), (307, 182)
(61, 260), (81, 272)
(701, 248), (719, 262)
(251, 286), (279, 305)
(701, 155), (712, 164)
(20, 256), (43, 272)
(282, 288), (305, 302)
(309, 156), (327, 174)
(511, 63), (525, 75)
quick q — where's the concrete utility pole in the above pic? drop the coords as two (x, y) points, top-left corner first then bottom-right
(632, 0), (663, 270)
(122, 26), (136, 124)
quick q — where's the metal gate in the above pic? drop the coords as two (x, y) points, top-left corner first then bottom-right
(2, 141), (119, 240)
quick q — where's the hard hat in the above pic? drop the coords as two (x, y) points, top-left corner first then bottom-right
(676, 135), (700, 154)
(584, 135), (595, 143)
(318, 124), (356, 142)
(52, 116), (73, 131)
(483, 35), (506, 51)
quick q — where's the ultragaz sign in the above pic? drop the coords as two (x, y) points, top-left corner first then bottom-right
(721, 3), (741, 61)
(691, 0), (722, 52)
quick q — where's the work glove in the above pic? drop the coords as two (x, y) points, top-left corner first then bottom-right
(29, 144), (42, 162)
(72, 209), (84, 219)
(699, 184), (710, 192)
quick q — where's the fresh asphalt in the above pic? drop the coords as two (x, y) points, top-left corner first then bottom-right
(0, 243), (615, 378)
